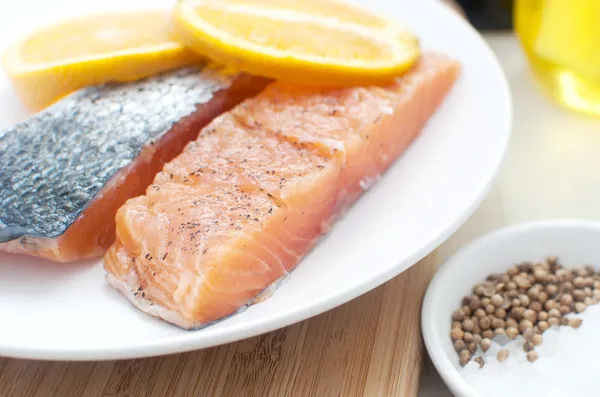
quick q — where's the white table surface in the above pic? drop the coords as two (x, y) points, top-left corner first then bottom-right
(418, 32), (600, 396)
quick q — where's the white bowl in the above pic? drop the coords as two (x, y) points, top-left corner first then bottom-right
(422, 220), (600, 397)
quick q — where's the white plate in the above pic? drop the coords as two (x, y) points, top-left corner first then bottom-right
(0, 0), (511, 360)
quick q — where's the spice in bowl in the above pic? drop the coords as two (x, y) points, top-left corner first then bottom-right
(451, 256), (600, 396)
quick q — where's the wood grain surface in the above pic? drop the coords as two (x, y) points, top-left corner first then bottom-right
(0, 254), (437, 397)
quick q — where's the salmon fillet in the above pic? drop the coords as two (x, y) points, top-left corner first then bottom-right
(104, 53), (460, 328)
(0, 66), (268, 262)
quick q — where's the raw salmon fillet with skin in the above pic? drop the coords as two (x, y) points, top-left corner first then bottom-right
(105, 53), (460, 329)
(0, 68), (269, 262)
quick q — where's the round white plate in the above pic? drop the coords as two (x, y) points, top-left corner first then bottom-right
(0, 0), (511, 360)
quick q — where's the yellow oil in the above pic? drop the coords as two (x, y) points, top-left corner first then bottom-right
(515, 0), (600, 116)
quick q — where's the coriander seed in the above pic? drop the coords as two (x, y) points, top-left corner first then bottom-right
(497, 349), (509, 362)
(468, 342), (477, 354)
(475, 308), (486, 319)
(545, 284), (558, 296)
(495, 327), (506, 336)
(506, 281), (517, 291)
(506, 326), (519, 339)
(573, 289), (586, 302)
(523, 328), (534, 342)
(473, 334), (482, 345)
(519, 294), (531, 307)
(527, 351), (539, 363)
(538, 320), (550, 332)
(519, 319), (534, 334)
(462, 319), (474, 332)
(556, 268), (570, 282)
(568, 317), (583, 329)
(462, 305), (473, 316)
(533, 267), (546, 279)
(585, 264), (596, 274)
(538, 291), (549, 304)
(482, 282), (495, 297)
(454, 340), (466, 352)
(523, 309), (537, 322)
(452, 309), (465, 321)
(523, 341), (534, 353)
(559, 305), (571, 315)
(482, 329), (494, 339)
(573, 276), (586, 289)
(507, 266), (519, 277)
(506, 318), (518, 328)
(481, 338), (492, 352)
(530, 301), (543, 313)
(527, 286), (539, 299)
(491, 317), (504, 329)
(491, 294), (504, 307)
(515, 275), (531, 289)
(544, 299), (557, 311)
(450, 328), (465, 341)
(575, 302), (587, 313)
(464, 332), (474, 343)
(459, 350), (471, 366)
(485, 304), (495, 314)
(474, 357), (485, 369)
(561, 281), (574, 292)
(451, 328), (464, 341)
(532, 334), (543, 346)
(538, 311), (549, 321)
(470, 296), (482, 310)
(479, 316), (491, 330)
(510, 306), (525, 320)
(585, 297), (593, 306)
(518, 261), (533, 273)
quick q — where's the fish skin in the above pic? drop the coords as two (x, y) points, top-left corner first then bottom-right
(0, 64), (269, 261)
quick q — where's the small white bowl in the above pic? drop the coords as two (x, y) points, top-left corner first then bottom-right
(422, 220), (600, 397)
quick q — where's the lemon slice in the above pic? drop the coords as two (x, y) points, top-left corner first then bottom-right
(2, 10), (203, 111)
(171, 0), (421, 86)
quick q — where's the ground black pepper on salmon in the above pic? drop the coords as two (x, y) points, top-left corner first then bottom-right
(0, 64), (269, 262)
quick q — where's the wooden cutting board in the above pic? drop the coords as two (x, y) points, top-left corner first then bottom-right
(0, 253), (437, 397)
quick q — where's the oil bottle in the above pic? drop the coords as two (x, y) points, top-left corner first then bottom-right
(514, 0), (600, 116)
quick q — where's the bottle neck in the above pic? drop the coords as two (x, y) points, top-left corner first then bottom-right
(455, 0), (514, 31)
